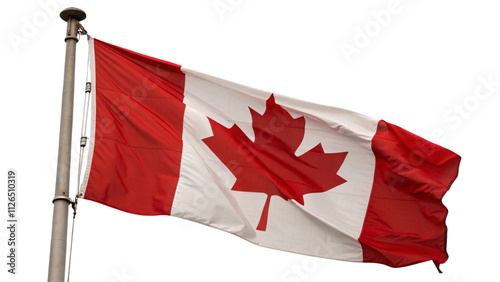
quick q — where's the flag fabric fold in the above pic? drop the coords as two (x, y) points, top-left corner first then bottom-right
(80, 37), (461, 270)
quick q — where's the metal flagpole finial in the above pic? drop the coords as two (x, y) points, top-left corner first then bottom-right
(60, 7), (86, 22)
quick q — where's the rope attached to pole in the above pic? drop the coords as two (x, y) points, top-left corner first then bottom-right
(66, 198), (78, 282)
(66, 30), (92, 282)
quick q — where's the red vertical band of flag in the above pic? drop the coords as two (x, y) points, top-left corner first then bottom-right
(359, 121), (461, 267)
(83, 39), (185, 215)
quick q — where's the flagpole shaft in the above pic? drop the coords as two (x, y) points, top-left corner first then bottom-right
(47, 7), (86, 282)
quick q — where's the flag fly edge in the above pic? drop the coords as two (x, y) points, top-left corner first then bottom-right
(358, 120), (461, 269)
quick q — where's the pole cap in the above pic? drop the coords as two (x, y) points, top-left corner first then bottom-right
(60, 7), (86, 22)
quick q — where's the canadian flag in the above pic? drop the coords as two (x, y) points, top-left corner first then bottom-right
(80, 37), (461, 270)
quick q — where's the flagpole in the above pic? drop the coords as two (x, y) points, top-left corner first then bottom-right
(47, 7), (86, 282)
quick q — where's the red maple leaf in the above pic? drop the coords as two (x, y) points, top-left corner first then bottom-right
(202, 94), (347, 231)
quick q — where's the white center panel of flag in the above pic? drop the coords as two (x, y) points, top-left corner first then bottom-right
(171, 67), (379, 261)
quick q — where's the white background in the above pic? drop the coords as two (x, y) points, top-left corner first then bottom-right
(1, 1), (499, 281)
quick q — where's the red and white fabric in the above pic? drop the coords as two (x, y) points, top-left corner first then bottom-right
(80, 37), (461, 270)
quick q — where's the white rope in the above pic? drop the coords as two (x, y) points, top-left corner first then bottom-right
(66, 199), (78, 282)
(67, 33), (92, 282)
(80, 39), (92, 138)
